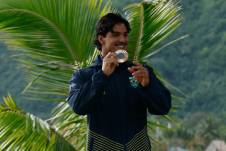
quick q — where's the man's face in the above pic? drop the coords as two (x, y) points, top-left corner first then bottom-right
(98, 23), (128, 57)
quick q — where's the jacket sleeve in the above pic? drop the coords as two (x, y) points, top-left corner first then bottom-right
(139, 66), (171, 115)
(67, 69), (109, 115)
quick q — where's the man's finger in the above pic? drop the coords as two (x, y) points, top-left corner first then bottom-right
(106, 58), (119, 66)
(132, 70), (146, 76)
(130, 65), (144, 71)
(110, 54), (117, 60)
(105, 52), (112, 58)
(128, 66), (143, 74)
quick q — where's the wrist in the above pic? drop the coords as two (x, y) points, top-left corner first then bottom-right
(102, 69), (111, 76)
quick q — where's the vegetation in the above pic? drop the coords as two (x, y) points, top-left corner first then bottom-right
(0, 95), (75, 150)
(0, 0), (181, 150)
(148, 0), (226, 149)
(1, 0), (226, 150)
(151, 0), (226, 117)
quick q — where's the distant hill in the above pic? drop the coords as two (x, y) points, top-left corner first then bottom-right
(150, 0), (226, 117)
(0, 43), (26, 103)
(0, 43), (56, 118)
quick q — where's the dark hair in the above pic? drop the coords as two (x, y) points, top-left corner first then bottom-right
(94, 13), (131, 50)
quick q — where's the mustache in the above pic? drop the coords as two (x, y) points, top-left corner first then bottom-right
(115, 42), (127, 45)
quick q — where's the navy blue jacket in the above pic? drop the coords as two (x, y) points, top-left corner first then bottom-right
(67, 56), (171, 150)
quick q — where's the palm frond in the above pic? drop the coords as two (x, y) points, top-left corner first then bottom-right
(145, 34), (189, 58)
(0, 0), (111, 101)
(48, 102), (87, 151)
(124, 0), (182, 62)
(0, 95), (75, 150)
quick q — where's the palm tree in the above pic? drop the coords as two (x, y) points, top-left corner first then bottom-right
(0, 95), (75, 150)
(0, 0), (182, 150)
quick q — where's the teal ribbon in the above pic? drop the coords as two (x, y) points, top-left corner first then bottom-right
(129, 76), (139, 88)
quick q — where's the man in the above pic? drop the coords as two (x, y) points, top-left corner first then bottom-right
(67, 13), (171, 151)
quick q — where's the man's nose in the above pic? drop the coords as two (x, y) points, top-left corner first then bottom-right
(119, 35), (128, 43)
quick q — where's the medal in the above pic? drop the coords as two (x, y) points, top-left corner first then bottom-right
(115, 50), (128, 63)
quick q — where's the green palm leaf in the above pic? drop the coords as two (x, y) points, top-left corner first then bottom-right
(124, 0), (182, 62)
(0, 0), (111, 101)
(48, 102), (87, 151)
(0, 95), (75, 150)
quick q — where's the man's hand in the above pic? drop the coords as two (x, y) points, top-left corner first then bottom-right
(128, 62), (150, 87)
(102, 52), (119, 76)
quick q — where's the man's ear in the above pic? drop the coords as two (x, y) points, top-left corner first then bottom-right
(98, 35), (104, 45)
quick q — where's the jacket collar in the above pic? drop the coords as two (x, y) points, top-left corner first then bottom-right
(92, 55), (103, 66)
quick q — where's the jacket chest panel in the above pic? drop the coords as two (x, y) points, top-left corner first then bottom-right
(100, 70), (142, 110)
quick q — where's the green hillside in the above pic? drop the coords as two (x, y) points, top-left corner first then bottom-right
(148, 0), (226, 149)
(150, 0), (226, 117)
(0, 43), (56, 118)
(0, 43), (25, 99)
